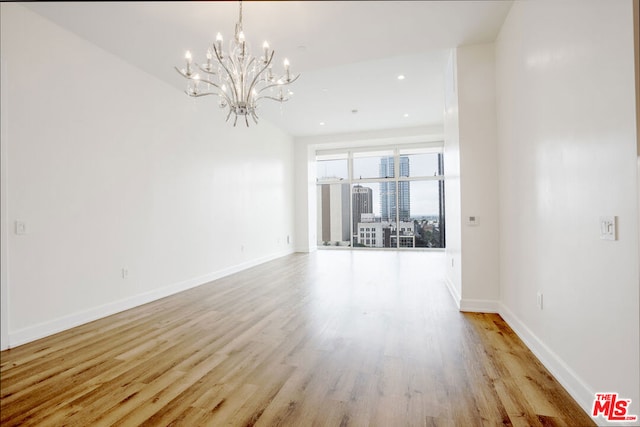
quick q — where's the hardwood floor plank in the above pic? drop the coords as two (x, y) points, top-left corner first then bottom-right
(0, 251), (594, 426)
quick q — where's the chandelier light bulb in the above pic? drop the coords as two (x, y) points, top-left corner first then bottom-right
(216, 33), (223, 52)
(184, 50), (193, 76)
(284, 58), (290, 81)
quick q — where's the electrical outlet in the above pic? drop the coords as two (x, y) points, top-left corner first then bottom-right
(537, 291), (543, 310)
(467, 215), (479, 226)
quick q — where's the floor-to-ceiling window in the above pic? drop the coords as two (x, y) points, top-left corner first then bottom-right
(316, 143), (445, 249)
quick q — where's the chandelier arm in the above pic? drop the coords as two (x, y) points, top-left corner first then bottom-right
(241, 57), (257, 101)
(283, 73), (301, 85)
(186, 90), (234, 108)
(247, 51), (275, 99)
(181, 73), (234, 105)
(215, 90), (234, 107)
(269, 73), (300, 87)
(245, 114), (250, 127)
(194, 78), (234, 105)
(256, 83), (280, 94)
(227, 58), (243, 105)
(175, 66), (192, 79)
(256, 74), (301, 94)
(256, 95), (291, 102)
(197, 64), (217, 75)
(206, 88), (234, 106)
(175, 67), (225, 97)
(195, 76), (220, 87)
(212, 44), (241, 104)
(185, 91), (218, 98)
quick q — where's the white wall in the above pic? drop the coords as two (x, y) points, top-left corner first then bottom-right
(443, 51), (463, 302)
(443, 45), (500, 312)
(293, 141), (317, 253)
(457, 44), (500, 311)
(0, 4), (295, 349)
(496, 0), (639, 420)
(1, 57), (9, 351)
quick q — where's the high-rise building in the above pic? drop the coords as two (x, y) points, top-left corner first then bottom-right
(357, 220), (415, 248)
(380, 156), (410, 221)
(317, 183), (350, 244)
(352, 185), (373, 237)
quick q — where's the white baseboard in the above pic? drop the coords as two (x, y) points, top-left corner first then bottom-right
(496, 303), (621, 425)
(7, 249), (294, 349)
(444, 277), (461, 309)
(460, 298), (499, 313)
(444, 279), (499, 313)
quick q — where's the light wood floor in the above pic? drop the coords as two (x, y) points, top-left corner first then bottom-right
(1, 251), (594, 426)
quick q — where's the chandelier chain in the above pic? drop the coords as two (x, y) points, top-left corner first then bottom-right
(236, 0), (243, 40)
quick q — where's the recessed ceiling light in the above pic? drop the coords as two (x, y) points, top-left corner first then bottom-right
(403, 113), (409, 117)
(351, 109), (358, 114)
(319, 122), (326, 126)
(321, 88), (329, 92)
(397, 74), (406, 80)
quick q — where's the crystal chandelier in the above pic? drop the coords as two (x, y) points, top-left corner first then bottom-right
(175, 0), (299, 127)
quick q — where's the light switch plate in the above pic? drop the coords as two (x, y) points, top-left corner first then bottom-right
(15, 220), (26, 235)
(599, 216), (616, 241)
(467, 216), (479, 226)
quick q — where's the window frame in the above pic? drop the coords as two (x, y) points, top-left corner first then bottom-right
(315, 142), (445, 250)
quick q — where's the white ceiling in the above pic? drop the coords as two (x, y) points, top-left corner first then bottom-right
(25, 1), (513, 137)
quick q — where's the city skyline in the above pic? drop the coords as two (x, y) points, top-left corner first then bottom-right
(316, 151), (444, 247)
(316, 152), (442, 217)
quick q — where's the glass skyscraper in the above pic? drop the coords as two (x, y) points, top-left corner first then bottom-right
(380, 156), (410, 221)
